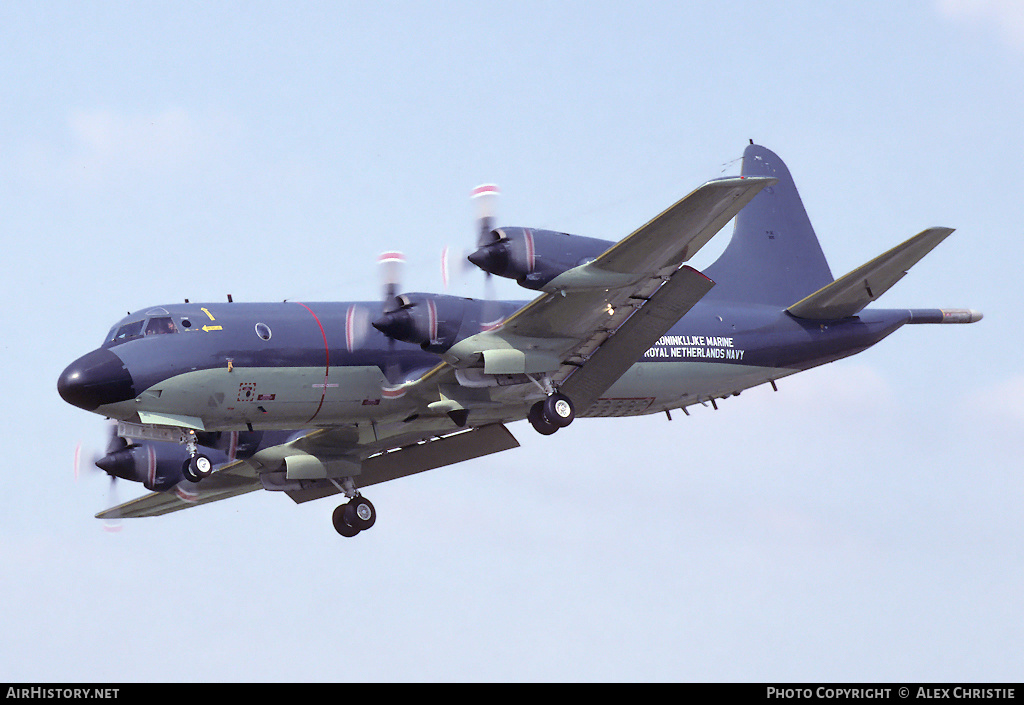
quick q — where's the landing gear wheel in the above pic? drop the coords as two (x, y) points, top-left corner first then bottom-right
(332, 503), (361, 537)
(345, 496), (376, 531)
(544, 393), (575, 428)
(333, 496), (376, 537)
(528, 400), (559, 435)
(182, 454), (213, 482)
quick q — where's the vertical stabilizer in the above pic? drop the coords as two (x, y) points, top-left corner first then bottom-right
(703, 144), (834, 306)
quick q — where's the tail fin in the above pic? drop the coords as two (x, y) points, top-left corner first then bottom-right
(702, 144), (834, 306)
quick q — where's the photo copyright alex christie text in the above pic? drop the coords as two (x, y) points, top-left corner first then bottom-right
(766, 687), (1015, 700)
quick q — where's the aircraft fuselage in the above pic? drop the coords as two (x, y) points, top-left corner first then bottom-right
(58, 295), (918, 433)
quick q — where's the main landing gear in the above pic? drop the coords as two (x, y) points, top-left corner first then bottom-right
(528, 392), (575, 435)
(331, 477), (377, 537)
(333, 496), (376, 537)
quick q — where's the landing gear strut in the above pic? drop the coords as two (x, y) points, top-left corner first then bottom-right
(181, 430), (212, 482)
(528, 392), (575, 435)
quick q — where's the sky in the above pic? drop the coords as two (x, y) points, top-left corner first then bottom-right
(2, 0), (1022, 683)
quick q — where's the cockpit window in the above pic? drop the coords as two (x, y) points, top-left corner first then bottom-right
(112, 320), (145, 343)
(145, 316), (178, 336)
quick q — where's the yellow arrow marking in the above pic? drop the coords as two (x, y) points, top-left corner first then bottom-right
(202, 325), (223, 332)
(200, 307), (216, 321)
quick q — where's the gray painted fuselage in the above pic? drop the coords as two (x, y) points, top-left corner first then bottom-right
(69, 296), (914, 431)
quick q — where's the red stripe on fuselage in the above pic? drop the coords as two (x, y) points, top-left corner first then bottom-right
(294, 302), (330, 423)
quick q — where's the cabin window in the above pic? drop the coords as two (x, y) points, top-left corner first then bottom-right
(255, 323), (272, 341)
(145, 316), (178, 336)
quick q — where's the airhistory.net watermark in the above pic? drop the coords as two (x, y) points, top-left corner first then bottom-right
(6, 689), (118, 700)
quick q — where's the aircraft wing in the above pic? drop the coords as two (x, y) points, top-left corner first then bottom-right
(427, 176), (775, 412)
(96, 459), (261, 519)
(96, 423), (520, 518)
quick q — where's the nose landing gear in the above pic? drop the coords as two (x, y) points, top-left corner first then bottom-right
(181, 429), (212, 482)
(182, 453), (213, 482)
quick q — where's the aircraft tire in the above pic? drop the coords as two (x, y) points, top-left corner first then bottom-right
(345, 497), (376, 531)
(181, 454), (212, 483)
(544, 393), (575, 428)
(182, 458), (198, 483)
(333, 504), (361, 537)
(528, 400), (559, 435)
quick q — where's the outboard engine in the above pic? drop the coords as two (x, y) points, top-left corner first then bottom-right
(468, 227), (613, 290)
(95, 442), (194, 492)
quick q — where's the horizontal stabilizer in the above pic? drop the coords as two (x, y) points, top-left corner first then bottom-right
(787, 227), (954, 320)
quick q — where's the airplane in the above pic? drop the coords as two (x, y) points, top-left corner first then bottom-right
(57, 143), (982, 537)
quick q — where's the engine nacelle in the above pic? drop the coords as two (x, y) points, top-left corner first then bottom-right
(95, 442), (195, 491)
(372, 293), (469, 353)
(468, 227), (613, 290)
(372, 293), (522, 352)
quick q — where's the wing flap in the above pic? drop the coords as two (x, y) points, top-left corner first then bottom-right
(284, 423), (520, 504)
(559, 265), (715, 410)
(787, 227), (954, 320)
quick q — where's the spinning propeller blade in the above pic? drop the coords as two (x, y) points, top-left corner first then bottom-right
(76, 423), (127, 532)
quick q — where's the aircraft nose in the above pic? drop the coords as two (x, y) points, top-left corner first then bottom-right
(58, 348), (136, 411)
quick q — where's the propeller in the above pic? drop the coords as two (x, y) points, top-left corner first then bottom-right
(74, 423), (124, 480)
(346, 251), (409, 394)
(102, 475), (123, 533)
(468, 184), (508, 331)
(441, 184), (501, 292)
(472, 184), (500, 245)
(378, 251), (406, 311)
(75, 423), (127, 532)
(344, 251), (406, 354)
(441, 244), (473, 291)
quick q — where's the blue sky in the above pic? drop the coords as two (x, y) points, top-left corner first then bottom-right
(2, 1), (1022, 681)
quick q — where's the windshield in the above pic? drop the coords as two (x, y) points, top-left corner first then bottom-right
(111, 320), (145, 343)
(104, 315), (179, 347)
(145, 316), (178, 336)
